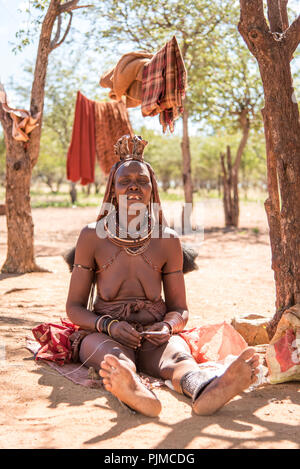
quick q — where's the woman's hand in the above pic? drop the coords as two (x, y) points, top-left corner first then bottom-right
(109, 321), (142, 349)
(142, 322), (171, 346)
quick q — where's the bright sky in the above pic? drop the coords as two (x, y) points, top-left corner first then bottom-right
(1, 0), (299, 83)
(1, 0), (30, 82)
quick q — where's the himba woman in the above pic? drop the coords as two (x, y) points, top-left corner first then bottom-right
(66, 134), (259, 417)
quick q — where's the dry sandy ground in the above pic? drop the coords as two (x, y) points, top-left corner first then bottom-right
(0, 200), (299, 449)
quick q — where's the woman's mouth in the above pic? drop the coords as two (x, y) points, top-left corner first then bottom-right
(127, 194), (143, 200)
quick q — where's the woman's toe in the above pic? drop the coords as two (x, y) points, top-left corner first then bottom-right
(99, 368), (110, 378)
(103, 354), (120, 369)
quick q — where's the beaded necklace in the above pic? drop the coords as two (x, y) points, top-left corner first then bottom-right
(104, 211), (154, 256)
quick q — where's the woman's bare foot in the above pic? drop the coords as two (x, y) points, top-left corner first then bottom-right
(99, 354), (162, 417)
(193, 348), (260, 416)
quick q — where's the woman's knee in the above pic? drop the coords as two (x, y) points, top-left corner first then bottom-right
(106, 347), (137, 371)
(79, 332), (136, 370)
(138, 335), (196, 380)
(159, 351), (196, 379)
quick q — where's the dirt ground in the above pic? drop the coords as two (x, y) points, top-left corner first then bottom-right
(0, 199), (299, 449)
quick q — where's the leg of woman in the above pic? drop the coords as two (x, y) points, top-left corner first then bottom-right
(138, 335), (260, 415)
(79, 333), (161, 417)
(79, 331), (136, 371)
(137, 335), (202, 390)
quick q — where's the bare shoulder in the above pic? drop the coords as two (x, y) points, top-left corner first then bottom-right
(76, 223), (99, 251)
(161, 227), (181, 250)
(163, 226), (180, 239)
(78, 223), (97, 239)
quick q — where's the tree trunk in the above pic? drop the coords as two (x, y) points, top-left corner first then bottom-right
(69, 182), (77, 204)
(180, 103), (193, 234)
(0, 113), (39, 272)
(0, 1), (83, 273)
(181, 103), (193, 205)
(0, 2), (60, 272)
(239, 0), (300, 338)
(220, 109), (250, 228)
(221, 146), (239, 227)
(94, 182), (100, 194)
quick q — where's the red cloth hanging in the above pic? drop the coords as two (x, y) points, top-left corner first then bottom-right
(67, 91), (96, 185)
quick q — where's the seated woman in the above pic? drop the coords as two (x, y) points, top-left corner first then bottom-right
(66, 135), (259, 417)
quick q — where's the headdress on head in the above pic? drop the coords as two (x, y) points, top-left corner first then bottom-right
(96, 135), (167, 232)
(114, 134), (148, 162)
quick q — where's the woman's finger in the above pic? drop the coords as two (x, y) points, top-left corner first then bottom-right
(122, 323), (141, 338)
(144, 334), (169, 346)
(121, 328), (141, 342)
(118, 332), (141, 348)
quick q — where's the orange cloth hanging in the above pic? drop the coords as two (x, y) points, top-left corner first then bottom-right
(94, 101), (133, 175)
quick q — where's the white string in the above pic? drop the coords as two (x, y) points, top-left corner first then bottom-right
(34, 338), (115, 378)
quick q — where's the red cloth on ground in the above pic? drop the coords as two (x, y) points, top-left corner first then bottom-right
(32, 320), (79, 366)
(179, 322), (248, 363)
(273, 328), (298, 373)
(32, 320), (247, 366)
(67, 91), (96, 185)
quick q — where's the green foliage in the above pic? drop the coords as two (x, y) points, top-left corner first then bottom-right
(13, 0), (51, 53)
(33, 127), (66, 191)
(137, 127), (266, 194)
(141, 127), (182, 190)
(4, 0), (278, 209)
(195, 26), (264, 133)
(91, 0), (234, 118)
(191, 131), (266, 190)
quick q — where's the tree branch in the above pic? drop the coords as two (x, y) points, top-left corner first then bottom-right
(50, 12), (73, 51)
(58, 1), (93, 14)
(58, 0), (79, 13)
(267, 0), (283, 32)
(238, 0), (271, 58)
(285, 14), (300, 59)
(50, 13), (62, 49)
(279, 0), (289, 29)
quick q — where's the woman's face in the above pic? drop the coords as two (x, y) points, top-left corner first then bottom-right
(113, 160), (152, 211)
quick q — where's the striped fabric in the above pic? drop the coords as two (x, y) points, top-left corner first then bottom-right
(142, 36), (187, 132)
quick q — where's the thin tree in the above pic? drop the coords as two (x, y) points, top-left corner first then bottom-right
(0, 0), (91, 273)
(239, 0), (300, 338)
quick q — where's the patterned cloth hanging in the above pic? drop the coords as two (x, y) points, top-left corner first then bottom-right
(99, 36), (187, 133)
(142, 36), (187, 133)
